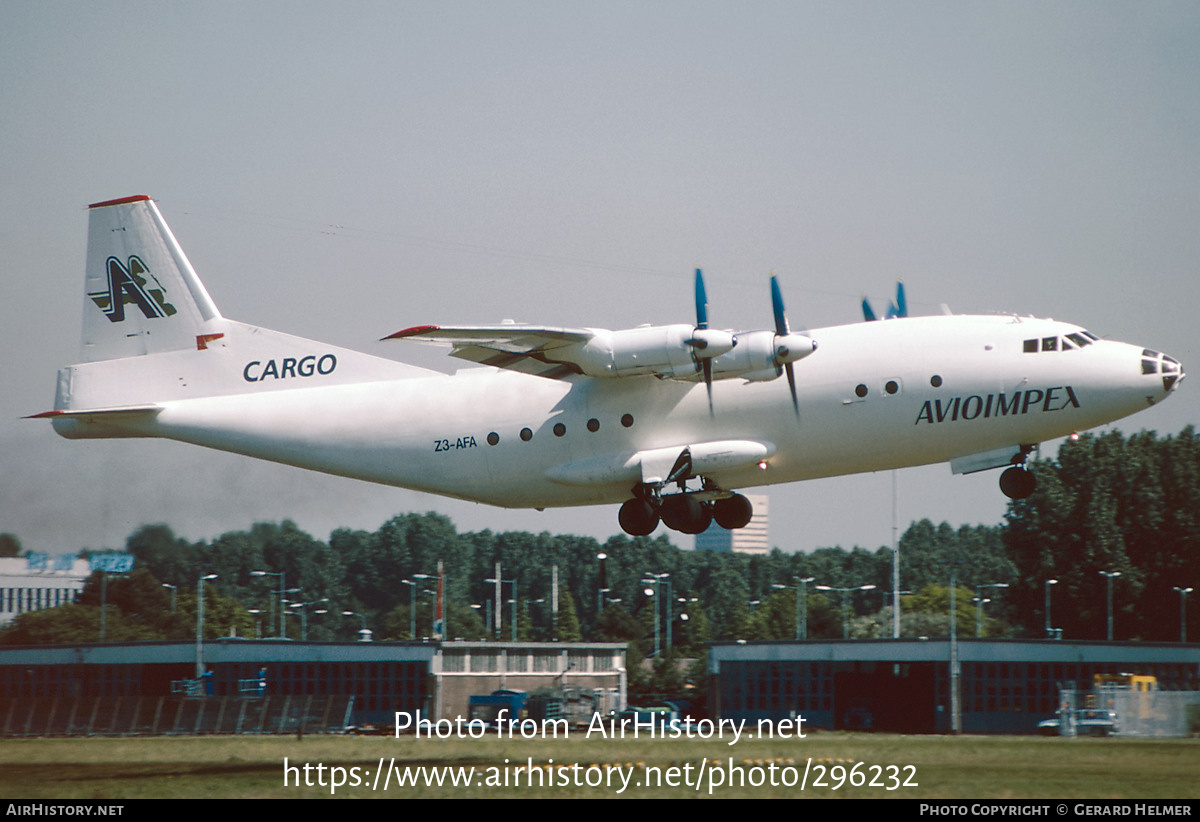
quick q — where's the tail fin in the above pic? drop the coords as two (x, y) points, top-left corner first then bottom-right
(43, 195), (430, 423)
(82, 195), (222, 361)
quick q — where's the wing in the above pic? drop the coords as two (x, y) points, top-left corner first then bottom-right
(384, 324), (596, 380)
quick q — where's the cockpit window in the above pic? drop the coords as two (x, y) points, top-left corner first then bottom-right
(1025, 334), (1096, 353)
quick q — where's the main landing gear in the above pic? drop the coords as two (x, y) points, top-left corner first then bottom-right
(999, 465), (1036, 499)
(618, 485), (754, 536)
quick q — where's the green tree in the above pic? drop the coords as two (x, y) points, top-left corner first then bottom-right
(556, 590), (582, 641)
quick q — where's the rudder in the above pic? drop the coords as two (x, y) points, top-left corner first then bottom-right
(82, 195), (222, 362)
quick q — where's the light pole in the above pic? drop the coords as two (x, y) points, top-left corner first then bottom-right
(597, 552), (608, 618)
(342, 610), (372, 642)
(402, 574), (433, 639)
(642, 572), (669, 655)
(250, 569), (285, 638)
(196, 572), (217, 678)
(1174, 587), (1193, 643)
(485, 576), (517, 640)
(1044, 578), (1058, 639)
(289, 598), (328, 641)
(815, 584), (876, 639)
(975, 583), (1009, 637)
(773, 576), (815, 640)
(1099, 571), (1121, 641)
(162, 583), (177, 613)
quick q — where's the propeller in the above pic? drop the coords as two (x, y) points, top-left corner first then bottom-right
(862, 281), (908, 322)
(694, 268), (715, 415)
(770, 274), (808, 416)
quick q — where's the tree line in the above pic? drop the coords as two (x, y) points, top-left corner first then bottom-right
(2, 427), (1196, 650)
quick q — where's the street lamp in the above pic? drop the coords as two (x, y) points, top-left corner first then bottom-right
(1044, 578), (1059, 639)
(401, 574), (433, 639)
(341, 610), (372, 642)
(250, 569), (285, 638)
(196, 573), (218, 678)
(1099, 571), (1121, 641)
(772, 576), (815, 640)
(642, 572), (670, 655)
(1173, 587), (1193, 643)
(485, 576), (517, 640)
(289, 598), (328, 641)
(815, 584), (876, 639)
(975, 583), (1009, 637)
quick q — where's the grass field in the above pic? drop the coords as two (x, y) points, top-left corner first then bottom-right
(1, 731), (1198, 799)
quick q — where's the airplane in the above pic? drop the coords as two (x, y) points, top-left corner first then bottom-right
(33, 195), (1185, 537)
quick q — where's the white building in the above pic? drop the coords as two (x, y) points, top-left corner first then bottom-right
(694, 494), (770, 554)
(0, 555), (91, 624)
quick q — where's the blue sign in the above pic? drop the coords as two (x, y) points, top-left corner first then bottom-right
(89, 554), (135, 573)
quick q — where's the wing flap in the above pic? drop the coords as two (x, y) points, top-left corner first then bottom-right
(385, 324), (595, 380)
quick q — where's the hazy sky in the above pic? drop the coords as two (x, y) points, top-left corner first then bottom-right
(2, 1), (1196, 557)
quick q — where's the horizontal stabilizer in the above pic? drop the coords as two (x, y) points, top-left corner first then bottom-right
(26, 404), (161, 420)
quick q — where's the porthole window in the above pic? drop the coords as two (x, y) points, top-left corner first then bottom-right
(520, 427), (533, 442)
(553, 422), (566, 437)
(587, 418), (600, 432)
(621, 414), (634, 428)
(931, 375), (943, 388)
(486, 432), (499, 446)
(854, 383), (868, 398)
(885, 380), (899, 395)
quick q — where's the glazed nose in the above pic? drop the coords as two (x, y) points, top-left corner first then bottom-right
(1140, 349), (1184, 393)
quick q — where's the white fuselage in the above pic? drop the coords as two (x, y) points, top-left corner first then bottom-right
(63, 313), (1176, 509)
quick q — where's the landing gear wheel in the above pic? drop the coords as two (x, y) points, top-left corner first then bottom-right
(660, 495), (713, 534)
(618, 498), (660, 536)
(999, 466), (1036, 500)
(713, 494), (754, 529)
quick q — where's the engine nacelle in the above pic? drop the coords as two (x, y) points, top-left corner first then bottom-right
(706, 329), (816, 382)
(570, 325), (735, 378)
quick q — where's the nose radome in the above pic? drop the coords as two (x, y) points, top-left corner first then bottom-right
(1139, 349), (1184, 394)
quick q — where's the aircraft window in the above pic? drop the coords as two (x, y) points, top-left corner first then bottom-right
(1041, 337), (1057, 352)
(1142, 360), (1158, 375)
(553, 422), (566, 437)
(1061, 338), (1076, 350)
(487, 432), (499, 446)
(520, 427), (533, 442)
(1143, 349), (1160, 358)
(885, 380), (899, 395)
(1164, 361), (1179, 374)
(931, 375), (942, 388)
(1082, 331), (1099, 341)
(1023, 339), (1038, 353)
(854, 384), (868, 398)
(1066, 333), (1091, 347)
(621, 414), (634, 428)
(587, 418), (600, 433)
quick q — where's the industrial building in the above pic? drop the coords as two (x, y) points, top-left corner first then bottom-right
(709, 638), (1200, 734)
(0, 638), (627, 735)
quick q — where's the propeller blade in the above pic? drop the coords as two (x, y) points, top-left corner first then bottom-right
(703, 358), (714, 416)
(884, 280), (908, 319)
(770, 274), (790, 336)
(770, 274), (802, 418)
(862, 296), (877, 322)
(694, 268), (708, 329)
(696, 268), (714, 415)
(785, 362), (799, 416)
